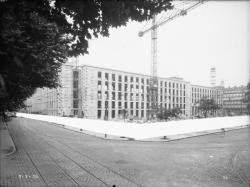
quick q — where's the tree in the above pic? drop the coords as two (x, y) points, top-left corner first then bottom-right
(157, 107), (182, 121)
(198, 97), (220, 118)
(0, 0), (173, 116)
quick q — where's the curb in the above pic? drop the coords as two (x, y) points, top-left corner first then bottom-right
(139, 124), (249, 142)
(1, 120), (16, 158)
(17, 117), (249, 142)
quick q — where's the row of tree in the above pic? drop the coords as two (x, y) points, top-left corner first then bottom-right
(156, 97), (221, 121)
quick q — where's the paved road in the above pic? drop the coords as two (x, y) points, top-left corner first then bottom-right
(1, 118), (249, 187)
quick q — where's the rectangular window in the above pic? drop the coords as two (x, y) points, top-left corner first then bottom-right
(98, 72), (102, 78)
(112, 92), (115, 100)
(105, 101), (108, 108)
(125, 76), (128, 82)
(118, 102), (122, 108)
(118, 92), (122, 100)
(112, 74), (115, 81)
(97, 110), (101, 119)
(136, 102), (139, 109)
(98, 101), (102, 108)
(118, 75), (122, 82)
(97, 91), (101, 100)
(73, 100), (78, 108)
(73, 90), (78, 98)
(73, 71), (79, 79)
(136, 77), (139, 83)
(73, 80), (78, 88)
(141, 110), (144, 118)
(136, 110), (139, 117)
(118, 83), (122, 91)
(125, 102), (128, 108)
(130, 77), (134, 82)
(105, 73), (109, 80)
(112, 110), (115, 118)
(141, 78), (144, 84)
(130, 102), (133, 108)
(112, 101), (115, 108)
(98, 81), (102, 91)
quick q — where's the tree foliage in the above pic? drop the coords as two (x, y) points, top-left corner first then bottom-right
(0, 0), (173, 116)
(198, 97), (220, 118)
(157, 107), (182, 121)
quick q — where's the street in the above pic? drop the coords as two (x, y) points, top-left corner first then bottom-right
(1, 117), (249, 187)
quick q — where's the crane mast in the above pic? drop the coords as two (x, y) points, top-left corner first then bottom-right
(139, 0), (205, 120)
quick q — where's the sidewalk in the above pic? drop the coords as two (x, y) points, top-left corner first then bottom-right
(17, 113), (250, 141)
(0, 120), (16, 159)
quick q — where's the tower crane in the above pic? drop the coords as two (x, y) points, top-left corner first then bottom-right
(138, 0), (205, 119)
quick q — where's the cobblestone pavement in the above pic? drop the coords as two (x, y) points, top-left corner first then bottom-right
(1, 118), (249, 187)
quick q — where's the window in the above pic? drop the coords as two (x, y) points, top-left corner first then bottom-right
(136, 93), (139, 101)
(105, 82), (109, 91)
(124, 93), (128, 100)
(98, 101), (102, 108)
(130, 93), (134, 100)
(112, 82), (115, 91)
(105, 73), (109, 80)
(130, 85), (134, 92)
(141, 78), (144, 84)
(112, 92), (115, 100)
(73, 80), (78, 88)
(136, 102), (139, 109)
(73, 90), (78, 98)
(124, 84), (128, 92)
(141, 103), (144, 108)
(118, 92), (122, 100)
(130, 102), (133, 108)
(98, 81), (102, 91)
(130, 77), (134, 82)
(112, 74), (115, 81)
(105, 91), (109, 100)
(97, 110), (101, 119)
(124, 102), (128, 108)
(118, 83), (122, 91)
(73, 71), (79, 79)
(118, 102), (122, 108)
(98, 72), (102, 79)
(125, 76), (128, 82)
(97, 91), (101, 100)
(118, 75), (122, 82)
(112, 110), (115, 118)
(112, 101), (115, 108)
(136, 77), (139, 83)
(105, 101), (108, 108)
(136, 110), (139, 117)
(73, 100), (78, 108)
(141, 110), (144, 117)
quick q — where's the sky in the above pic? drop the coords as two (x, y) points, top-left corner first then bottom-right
(78, 1), (250, 88)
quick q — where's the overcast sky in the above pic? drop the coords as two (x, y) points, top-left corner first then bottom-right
(78, 1), (250, 88)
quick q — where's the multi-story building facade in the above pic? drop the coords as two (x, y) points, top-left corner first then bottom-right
(222, 86), (248, 115)
(25, 62), (223, 120)
(190, 85), (223, 116)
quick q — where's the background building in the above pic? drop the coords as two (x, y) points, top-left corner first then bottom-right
(25, 62), (224, 120)
(222, 86), (248, 115)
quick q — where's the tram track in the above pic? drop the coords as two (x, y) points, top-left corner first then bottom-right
(20, 119), (142, 187)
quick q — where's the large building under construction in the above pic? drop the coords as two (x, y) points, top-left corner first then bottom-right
(25, 61), (223, 120)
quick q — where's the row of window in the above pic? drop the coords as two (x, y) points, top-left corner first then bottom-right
(97, 72), (186, 89)
(97, 101), (186, 110)
(98, 81), (186, 96)
(98, 91), (186, 102)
